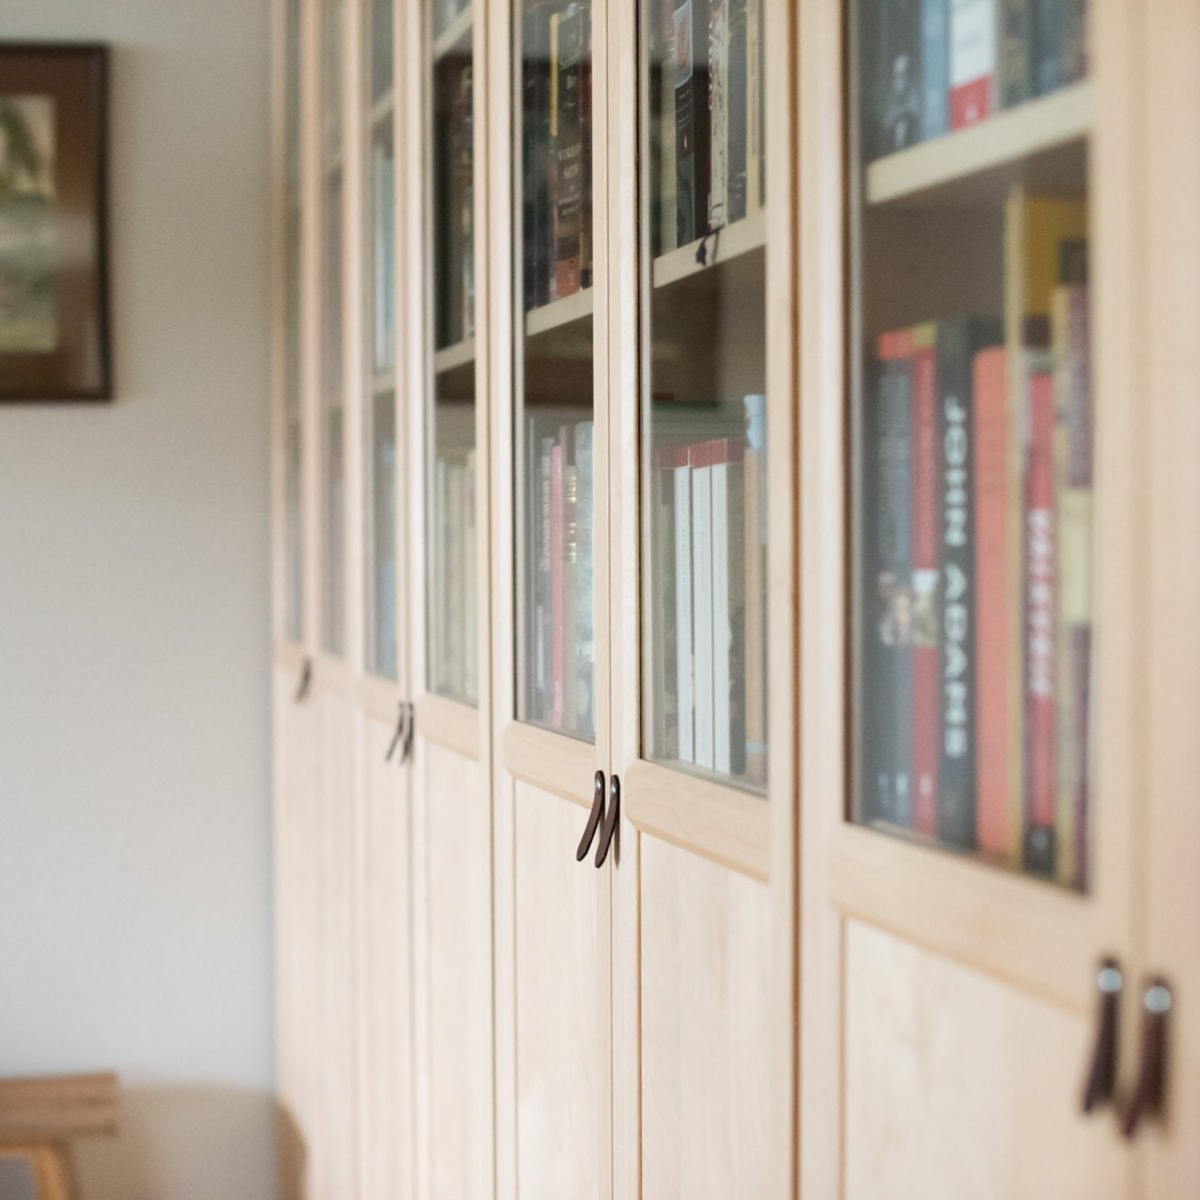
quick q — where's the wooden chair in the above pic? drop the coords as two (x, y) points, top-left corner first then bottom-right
(0, 1074), (118, 1200)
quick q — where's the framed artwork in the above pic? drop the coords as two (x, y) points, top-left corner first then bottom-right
(0, 43), (110, 401)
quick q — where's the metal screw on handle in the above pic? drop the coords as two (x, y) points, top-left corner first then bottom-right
(1081, 957), (1123, 1114)
(576, 771), (605, 862)
(594, 774), (620, 868)
(384, 702), (407, 764)
(294, 657), (313, 703)
(1121, 977), (1172, 1139)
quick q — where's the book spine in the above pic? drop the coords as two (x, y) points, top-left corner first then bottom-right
(658, 0), (679, 250)
(692, 440), (716, 770)
(1024, 366), (1057, 875)
(707, 0), (730, 230)
(674, 0), (711, 244)
(554, 4), (584, 299)
(745, 0), (763, 213)
(458, 64), (475, 340)
(877, 0), (923, 157)
(743, 394), (767, 785)
(536, 434), (554, 722)
(465, 449), (478, 705)
(562, 455), (579, 732)
(655, 455), (680, 758)
(1035, 0), (1065, 95)
(574, 421), (595, 738)
(878, 329), (914, 828)
(434, 457), (449, 694)
(921, 0), (950, 141)
(910, 324), (941, 838)
(727, 0), (748, 222)
(712, 439), (746, 777)
(937, 320), (988, 849)
(550, 440), (565, 728)
(950, 0), (995, 130)
(997, 0), (1032, 109)
(1062, 0), (1086, 84)
(450, 462), (467, 698)
(674, 458), (695, 761)
(580, 4), (594, 288)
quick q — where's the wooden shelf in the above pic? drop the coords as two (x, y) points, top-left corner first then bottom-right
(433, 4), (473, 62)
(866, 81), (1093, 207)
(525, 287), (594, 338)
(652, 209), (767, 289)
(434, 337), (476, 375)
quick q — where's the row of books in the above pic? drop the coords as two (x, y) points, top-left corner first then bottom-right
(522, 1), (594, 311)
(861, 187), (1092, 887)
(371, 138), (396, 375)
(526, 417), (596, 736)
(654, 0), (765, 254)
(430, 447), (479, 705)
(649, 395), (768, 783)
(435, 56), (475, 350)
(868, 0), (1087, 160)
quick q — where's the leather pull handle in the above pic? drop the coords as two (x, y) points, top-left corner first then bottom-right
(1081, 957), (1123, 1113)
(1121, 977), (1172, 1139)
(401, 702), (415, 763)
(594, 773), (620, 868)
(294, 657), (313, 703)
(576, 771), (605, 862)
(384, 702), (407, 763)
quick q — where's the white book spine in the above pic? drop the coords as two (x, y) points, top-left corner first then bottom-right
(692, 458), (715, 770)
(712, 458), (744, 775)
(465, 448), (478, 706)
(674, 462), (694, 763)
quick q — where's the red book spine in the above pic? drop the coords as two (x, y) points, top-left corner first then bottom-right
(950, 77), (992, 130)
(910, 333), (940, 837)
(1025, 368), (1057, 873)
(550, 441), (565, 728)
(973, 347), (1009, 859)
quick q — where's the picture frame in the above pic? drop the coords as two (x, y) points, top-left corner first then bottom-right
(0, 43), (110, 401)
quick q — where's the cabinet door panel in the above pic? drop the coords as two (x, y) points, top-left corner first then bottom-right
(639, 838), (773, 1200)
(512, 780), (610, 1200)
(413, 738), (493, 1200)
(358, 715), (414, 1200)
(844, 921), (1122, 1200)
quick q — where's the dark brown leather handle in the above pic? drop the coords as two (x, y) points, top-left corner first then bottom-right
(401, 702), (415, 763)
(384, 702), (407, 763)
(594, 773), (620, 868)
(1081, 957), (1123, 1113)
(576, 771), (605, 862)
(1121, 977), (1172, 1139)
(294, 657), (313, 703)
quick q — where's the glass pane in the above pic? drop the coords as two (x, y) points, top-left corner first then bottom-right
(321, 0), (346, 656)
(426, 5), (479, 705)
(364, 16), (398, 678)
(516, 0), (596, 740)
(640, 0), (767, 791)
(850, 0), (1092, 888)
(283, 0), (304, 642)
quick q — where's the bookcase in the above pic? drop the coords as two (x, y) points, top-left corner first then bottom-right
(271, 0), (1200, 1196)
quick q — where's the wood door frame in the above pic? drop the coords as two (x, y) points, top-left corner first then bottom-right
(797, 0), (1146, 1192)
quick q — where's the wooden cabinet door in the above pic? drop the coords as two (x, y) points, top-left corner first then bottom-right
(605, 1), (797, 1196)
(797, 1), (1143, 1195)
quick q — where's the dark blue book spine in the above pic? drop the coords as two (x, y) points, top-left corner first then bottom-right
(921, 0), (949, 140)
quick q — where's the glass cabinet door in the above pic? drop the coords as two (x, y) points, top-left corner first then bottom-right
(283, 0), (305, 644)
(640, 0), (768, 790)
(515, 0), (596, 740)
(425, 0), (479, 706)
(850, 0), (1092, 888)
(321, 0), (347, 657)
(364, 0), (398, 680)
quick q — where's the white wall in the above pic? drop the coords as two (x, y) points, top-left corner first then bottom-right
(0, 4), (275, 1199)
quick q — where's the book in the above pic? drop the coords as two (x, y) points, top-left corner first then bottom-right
(1034, 0), (1064, 95)
(574, 422), (595, 738)
(973, 346), (1010, 861)
(372, 142), (395, 372)
(562, 453), (579, 731)
(674, 451), (695, 761)
(877, 0), (923, 157)
(457, 64), (475, 340)
(692, 439), (716, 769)
(997, 0), (1032, 109)
(936, 317), (1001, 848)
(523, 1), (555, 309)
(708, 0), (730, 230)
(950, 0), (995, 130)
(550, 439), (566, 727)
(552, 4), (585, 299)
(1024, 364), (1057, 876)
(1051, 283), (1092, 888)
(921, 0), (950, 141)
(743, 394), (768, 785)
(1062, 0), (1087, 86)
(657, 0), (679, 251)
(674, 0), (711, 245)
(727, 0), (749, 222)
(535, 432), (555, 721)
(653, 446), (682, 758)
(909, 323), (941, 838)
(464, 448), (478, 705)
(745, 0), (764, 213)
(712, 436), (746, 776)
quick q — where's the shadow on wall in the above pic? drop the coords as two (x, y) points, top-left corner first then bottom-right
(68, 1086), (285, 1200)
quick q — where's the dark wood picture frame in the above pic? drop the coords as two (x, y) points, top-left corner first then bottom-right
(0, 43), (110, 401)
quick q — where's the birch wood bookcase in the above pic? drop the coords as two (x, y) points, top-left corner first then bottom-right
(270, 0), (1200, 1195)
